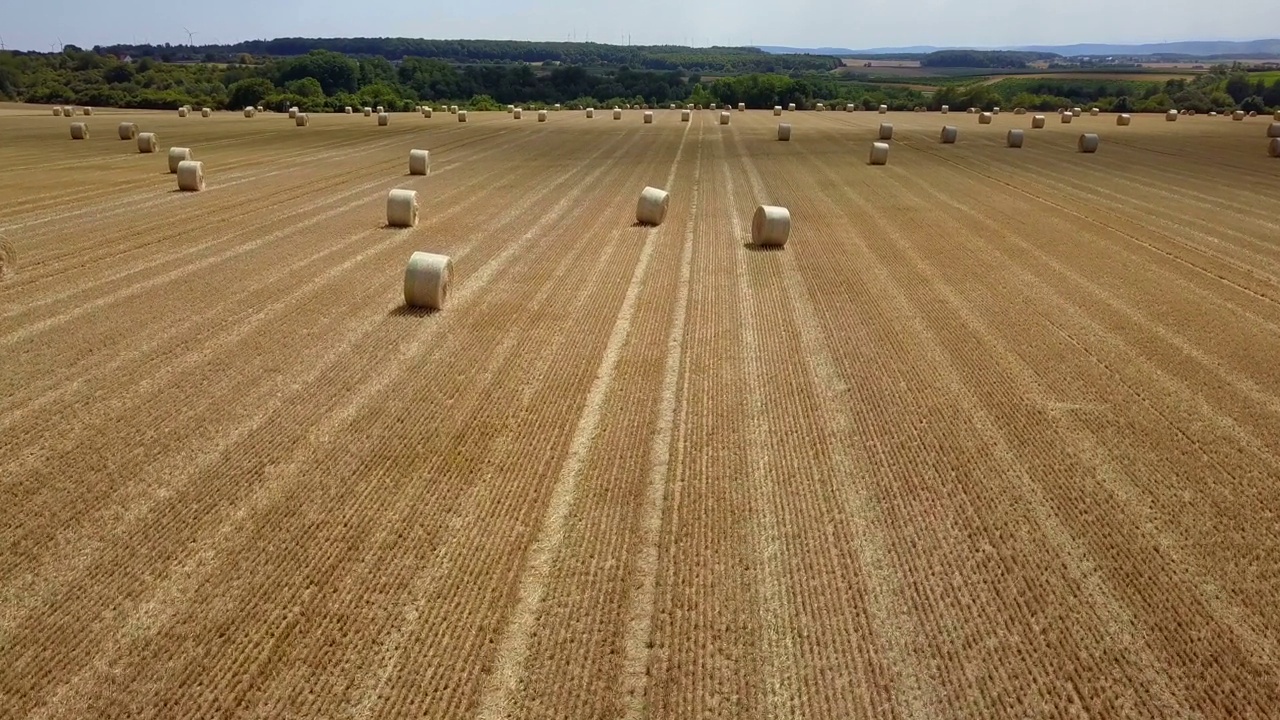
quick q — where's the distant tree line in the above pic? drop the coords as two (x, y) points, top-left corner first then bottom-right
(920, 50), (1059, 69)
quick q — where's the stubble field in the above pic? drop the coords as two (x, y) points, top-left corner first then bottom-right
(2, 103), (1279, 718)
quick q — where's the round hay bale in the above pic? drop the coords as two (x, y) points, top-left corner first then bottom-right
(1209, 111), (1218, 116)
(710, 103), (717, 110)
(1078, 133), (1099, 153)
(257, 106), (264, 113)
(719, 111), (731, 125)
(878, 122), (893, 140)
(1268, 122), (1280, 138)
(137, 132), (158, 153)
(967, 107), (977, 114)
(1274, 111), (1280, 121)
(1014, 107), (1027, 115)
(643, 111), (653, 124)
(507, 104), (515, 113)
(777, 123), (792, 141)
(363, 107), (373, 116)
(387, 188), (418, 228)
(752, 205), (791, 247)
(52, 107), (63, 116)
(288, 107), (298, 119)
(176, 160), (205, 191)
(513, 108), (522, 119)
(377, 112), (390, 126)
(538, 110), (548, 122)
(449, 105), (458, 114)
(586, 107), (595, 118)
(1233, 110), (1245, 121)
(178, 107), (189, 117)
(1032, 115), (1046, 129)
(1072, 107), (1082, 117)
(376, 106), (385, 114)
(555, 104), (562, 111)
(773, 106), (782, 116)
(868, 141), (890, 165)
(1117, 114), (1132, 126)
(816, 103), (825, 112)
(423, 107), (432, 118)
(458, 110), (468, 122)
(613, 108), (622, 120)
(65, 107), (76, 116)
(738, 102), (746, 111)
(244, 107), (255, 117)
(1090, 107), (1100, 116)
(636, 186), (670, 226)
(1188, 109), (1196, 116)
(1248, 110), (1258, 118)
(993, 107), (1001, 115)
(681, 109), (691, 122)
(82, 107), (93, 116)
(70, 122), (88, 140)
(409, 149), (430, 176)
(788, 103), (796, 111)
(941, 105), (950, 114)
(345, 106), (353, 114)
(295, 113), (309, 127)
(201, 108), (211, 118)
(118, 122), (138, 140)
(1007, 129), (1024, 148)
(1166, 109), (1178, 121)
(878, 104), (888, 114)
(404, 251), (452, 310)
(1270, 138), (1280, 157)
(1061, 113), (1073, 124)
(979, 112), (993, 125)
(168, 147), (192, 173)
(940, 125), (958, 143)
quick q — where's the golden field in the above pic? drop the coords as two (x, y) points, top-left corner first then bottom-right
(1, 103), (1279, 718)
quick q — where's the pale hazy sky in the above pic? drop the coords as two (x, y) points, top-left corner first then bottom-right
(0, 0), (1271, 52)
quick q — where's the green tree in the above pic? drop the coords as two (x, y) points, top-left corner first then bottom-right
(285, 77), (325, 98)
(278, 50), (358, 95)
(227, 77), (276, 109)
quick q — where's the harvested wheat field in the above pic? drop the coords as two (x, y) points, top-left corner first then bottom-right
(2, 103), (1280, 718)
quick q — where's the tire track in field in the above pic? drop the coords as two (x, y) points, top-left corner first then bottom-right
(729, 124), (942, 720)
(795, 127), (1202, 718)
(616, 121), (702, 720)
(8, 129), (645, 717)
(0, 130), (631, 640)
(864, 162), (1280, 711)
(473, 117), (693, 720)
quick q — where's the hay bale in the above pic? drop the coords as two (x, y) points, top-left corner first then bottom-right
(681, 109), (691, 122)
(70, 122), (88, 140)
(363, 107), (372, 116)
(1275, 111), (1280, 121)
(409, 149), (430, 176)
(176, 160), (205, 191)
(1270, 138), (1280, 157)
(1014, 107), (1027, 115)
(816, 103), (825, 112)
(752, 205), (791, 247)
(458, 110), (468, 122)
(538, 110), (548, 122)
(1117, 114), (1132, 126)
(376, 106), (385, 113)
(941, 105), (949, 114)
(514, 108), (522, 119)
(967, 108), (977, 114)
(387, 188), (418, 228)
(586, 107), (595, 118)
(777, 123), (792, 141)
(1007, 129), (1024, 148)
(1248, 110), (1258, 117)
(773, 106), (782, 115)
(1268, 122), (1280, 138)
(378, 112), (389, 126)
(710, 103), (717, 110)
(788, 103), (796, 111)
(940, 125), (958, 143)
(613, 108), (622, 120)
(1167, 109), (1178, 121)
(1078, 133), (1099, 153)
(82, 107), (93, 116)
(403, 252), (452, 310)
(847, 104), (855, 112)
(168, 147), (192, 173)
(868, 141), (890, 165)
(719, 111), (731, 125)
(1233, 110), (1246, 121)
(979, 112), (993, 124)
(555, 104), (562, 111)
(993, 107), (1001, 114)
(137, 132), (158, 153)
(449, 105), (458, 114)
(1032, 115), (1046, 128)
(244, 107), (255, 117)
(201, 108), (211, 118)
(118, 122), (138, 140)
(643, 111), (653, 124)
(878, 104), (888, 114)
(1061, 113), (1073, 124)
(345, 106), (353, 114)
(878, 122), (893, 140)
(178, 107), (189, 117)
(738, 102), (746, 111)
(52, 107), (63, 116)
(635, 186), (670, 226)
(1090, 107), (1100, 116)
(256, 106), (264, 113)
(295, 113), (309, 127)
(423, 107), (432, 118)
(1072, 107), (1082, 117)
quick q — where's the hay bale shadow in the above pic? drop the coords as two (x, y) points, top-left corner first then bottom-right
(389, 305), (439, 318)
(743, 242), (785, 253)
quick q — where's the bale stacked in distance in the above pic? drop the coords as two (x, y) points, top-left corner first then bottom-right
(681, 109), (691, 122)
(178, 107), (189, 117)
(538, 110), (548, 122)
(1014, 107), (1027, 115)
(788, 103), (796, 111)
(777, 123), (792, 141)
(1032, 115), (1046, 128)
(137, 132), (158, 153)
(363, 107), (373, 117)
(118, 122), (138, 140)
(176, 160), (205, 191)
(941, 105), (950, 114)
(168, 147), (192, 173)
(409, 149), (429, 176)
(1248, 110), (1258, 117)
(70, 123), (88, 140)
(554, 104), (561, 111)
(586, 108), (595, 118)
(257, 105), (264, 112)
(1167, 110), (1178, 121)
(513, 108), (522, 119)
(643, 111), (653, 124)
(979, 112), (993, 125)
(295, 113), (309, 127)
(345, 106), (353, 114)
(1233, 110), (1246, 121)
(710, 103), (717, 110)
(940, 125), (958, 143)
(815, 103), (825, 112)
(458, 111), (468, 122)
(1118, 114), (1132, 126)
(752, 206), (791, 247)
(773, 106), (782, 116)
(879, 123), (894, 140)
(1007, 129), (1024, 148)
(878, 104), (888, 114)
(387, 189), (419, 227)
(378, 112), (389, 126)
(1061, 113), (1073, 124)
(1270, 138), (1280, 157)
(1090, 107), (1100, 116)
(720, 111), (731, 125)
(201, 108), (211, 118)
(869, 141), (890, 165)
(1078, 133), (1099, 153)
(403, 252), (452, 310)
(738, 102), (746, 111)
(635, 186), (670, 226)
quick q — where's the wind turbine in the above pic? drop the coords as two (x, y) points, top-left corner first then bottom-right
(183, 27), (197, 46)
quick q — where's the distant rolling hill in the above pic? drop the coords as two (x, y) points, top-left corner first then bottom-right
(759, 39), (1280, 57)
